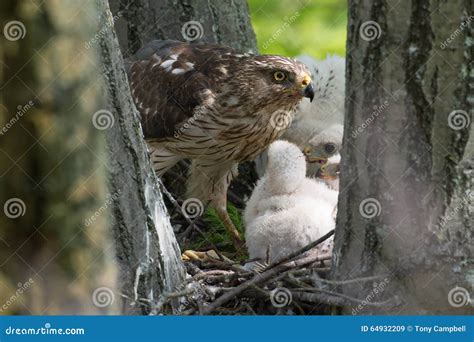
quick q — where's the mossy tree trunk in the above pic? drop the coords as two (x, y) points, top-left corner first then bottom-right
(334, 0), (472, 314)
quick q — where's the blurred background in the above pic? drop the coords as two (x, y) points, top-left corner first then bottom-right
(248, 0), (347, 58)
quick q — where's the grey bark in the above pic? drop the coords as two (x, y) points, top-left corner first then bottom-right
(97, 0), (186, 314)
(109, 0), (257, 57)
(334, 0), (473, 314)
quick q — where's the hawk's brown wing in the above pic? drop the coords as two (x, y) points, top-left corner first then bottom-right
(126, 40), (236, 140)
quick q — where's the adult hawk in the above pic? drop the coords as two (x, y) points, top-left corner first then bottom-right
(126, 40), (315, 249)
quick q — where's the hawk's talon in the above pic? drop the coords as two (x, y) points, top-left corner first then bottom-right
(181, 249), (234, 263)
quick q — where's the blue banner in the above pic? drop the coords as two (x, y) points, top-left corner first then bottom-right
(0, 316), (472, 342)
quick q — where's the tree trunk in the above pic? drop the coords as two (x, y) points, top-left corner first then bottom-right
(334, 0), (472, 314)
(109, 0), (257, 57)
(0, 0), (115, 314)
(97, 0), (187, 315)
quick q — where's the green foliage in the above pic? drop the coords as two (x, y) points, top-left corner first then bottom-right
(189, 204), (245, 254)
(248, 0), (347, 59)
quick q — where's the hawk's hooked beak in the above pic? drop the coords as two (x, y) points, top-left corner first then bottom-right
(300, 74), (315, 102)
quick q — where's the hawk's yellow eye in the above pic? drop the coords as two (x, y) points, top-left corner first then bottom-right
(273, 71), (287, 82)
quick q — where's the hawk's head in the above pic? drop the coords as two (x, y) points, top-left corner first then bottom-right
(231, 55), (315, 108)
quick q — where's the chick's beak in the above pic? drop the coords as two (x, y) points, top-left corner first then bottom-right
(302, 146), (327, 164)
(306, 155), (327, 164)
(316, 163), (340, 180)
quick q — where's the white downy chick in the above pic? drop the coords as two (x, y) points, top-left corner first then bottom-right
(244, 141), (338, 264)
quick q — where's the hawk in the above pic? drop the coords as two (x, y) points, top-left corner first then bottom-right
(255, 55), (345, 178)
(126, 40), (315, 249)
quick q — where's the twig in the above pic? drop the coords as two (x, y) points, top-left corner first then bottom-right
(192, 269), (234, 280)
(154, 287), (197, 312)
(200, 264), (287, 314)
(291, 291), (347, 306)
(201, 250), (322, 314)
(281, 253), (332, 269)
(287, 272), (313, 288)
(184, 261), (202, 276)
(315, 275), (384, 285)
(163, 288), (196, 298)
(292, 287), (393, 307)
(261, 230), (335, 273)
(242, 301), (257, 315)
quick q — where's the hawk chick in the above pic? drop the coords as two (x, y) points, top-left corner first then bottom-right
(303, 123), (343, 177)
(244, 141), (338, 263)
(126, 40), (315, 249)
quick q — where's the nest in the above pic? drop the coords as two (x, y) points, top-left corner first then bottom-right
(174, 231), (366, 315)
(158, 167), (390, 315)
